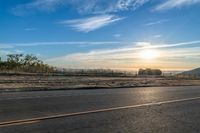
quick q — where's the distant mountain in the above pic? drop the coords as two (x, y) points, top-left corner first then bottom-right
(180, 68), (200, 77)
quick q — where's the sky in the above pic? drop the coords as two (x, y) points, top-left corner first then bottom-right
(1, 0), (200, 71)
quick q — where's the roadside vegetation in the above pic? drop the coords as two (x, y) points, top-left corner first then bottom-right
(55, 69), (135, 77)
(1, 54), (198, 79)
(0, 54), (135, 76)
(0, 54), (54, 73)
(0, 54), (199, 91)
(138, 68), (162, 76)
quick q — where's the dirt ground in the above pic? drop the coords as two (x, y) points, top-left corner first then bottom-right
(0, 75), (200, 92)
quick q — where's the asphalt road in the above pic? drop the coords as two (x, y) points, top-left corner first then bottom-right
(0, 86), (200, 133)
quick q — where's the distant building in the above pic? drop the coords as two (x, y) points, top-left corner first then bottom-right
(138, 68), (162, 76)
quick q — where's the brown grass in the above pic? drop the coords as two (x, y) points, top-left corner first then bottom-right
(0, 75), (200, 92)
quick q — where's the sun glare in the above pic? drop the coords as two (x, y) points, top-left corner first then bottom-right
(139, 49), (159, 60)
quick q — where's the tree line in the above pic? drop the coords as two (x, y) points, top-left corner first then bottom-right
(56, 68), (135, 77)
(138, 68), (162, 76)
(0, 54), (54, 73)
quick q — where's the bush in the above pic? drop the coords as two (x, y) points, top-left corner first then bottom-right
(0, 54), (54, 73)
(138, 68), (162, 76)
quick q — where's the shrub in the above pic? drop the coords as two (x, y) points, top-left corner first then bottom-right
(0, 54), (54, 73)
(138, 68), (162, 76)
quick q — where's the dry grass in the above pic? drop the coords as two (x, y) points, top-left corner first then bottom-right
(0, 75), (200, 92)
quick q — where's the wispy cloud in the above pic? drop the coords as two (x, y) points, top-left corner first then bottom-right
(24, 28), (38, 31)
(0, 49), (25, 57)
(77, 0), (150, 14)
(145, 19), (170, 26)
(0, 44), (13, 49)
(46, 40), (200, 69)
(2, 40), (200, 49)
(113, 34), (121, 38)
(153, 34), (162, 38)
(10, 0), (64, 16)
(14, 49), (24, 54)
(155, 0), (200, 11)
(0, 44), (19, 57)
(11, 0), (200, 16)
(2, 41), (121, 47)
(0, 44), (24, 57)
(11, 0), (150, 16)
(100, 0), (150, 14)
(0, 50), (12, 56)
(60, 15), (125, 32)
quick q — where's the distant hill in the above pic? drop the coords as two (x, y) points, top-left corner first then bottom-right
(180, 68), (200, 77)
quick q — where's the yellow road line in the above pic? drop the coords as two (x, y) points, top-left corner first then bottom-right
(1, 96), (200, 128)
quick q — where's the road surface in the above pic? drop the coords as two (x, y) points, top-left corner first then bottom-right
(0, 86), (200, 133)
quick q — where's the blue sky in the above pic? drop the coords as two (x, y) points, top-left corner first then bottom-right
(1, 0), (200, 70)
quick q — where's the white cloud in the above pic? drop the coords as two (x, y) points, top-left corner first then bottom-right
(0, 49), (25, 58)
(11, 0), (200, 16)
(155, 0), (200, 11)
(60, 15), (125, 32)
(46, 40), (200, 69)
(89, 0), (150, 13)
(11, 0), (64, 16)
(113, 34), (121, 38)
(24, 28), (38, 31)
(116, 0), (149, 11)
(0, 44), (22, 57)
(0, 44), (13, 49)
(3, 40), (200, 49)
(2, 41), (121, 47)
(145, 19), (170, 26)
(14, 49), (24, 53)
(11, 0), (150, 16)
(153, 35), (162, 38)
(135, 42), (152, 48)
(0, 50), (12, 56)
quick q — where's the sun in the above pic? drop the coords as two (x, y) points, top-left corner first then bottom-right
(139, 49), (159, 60)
